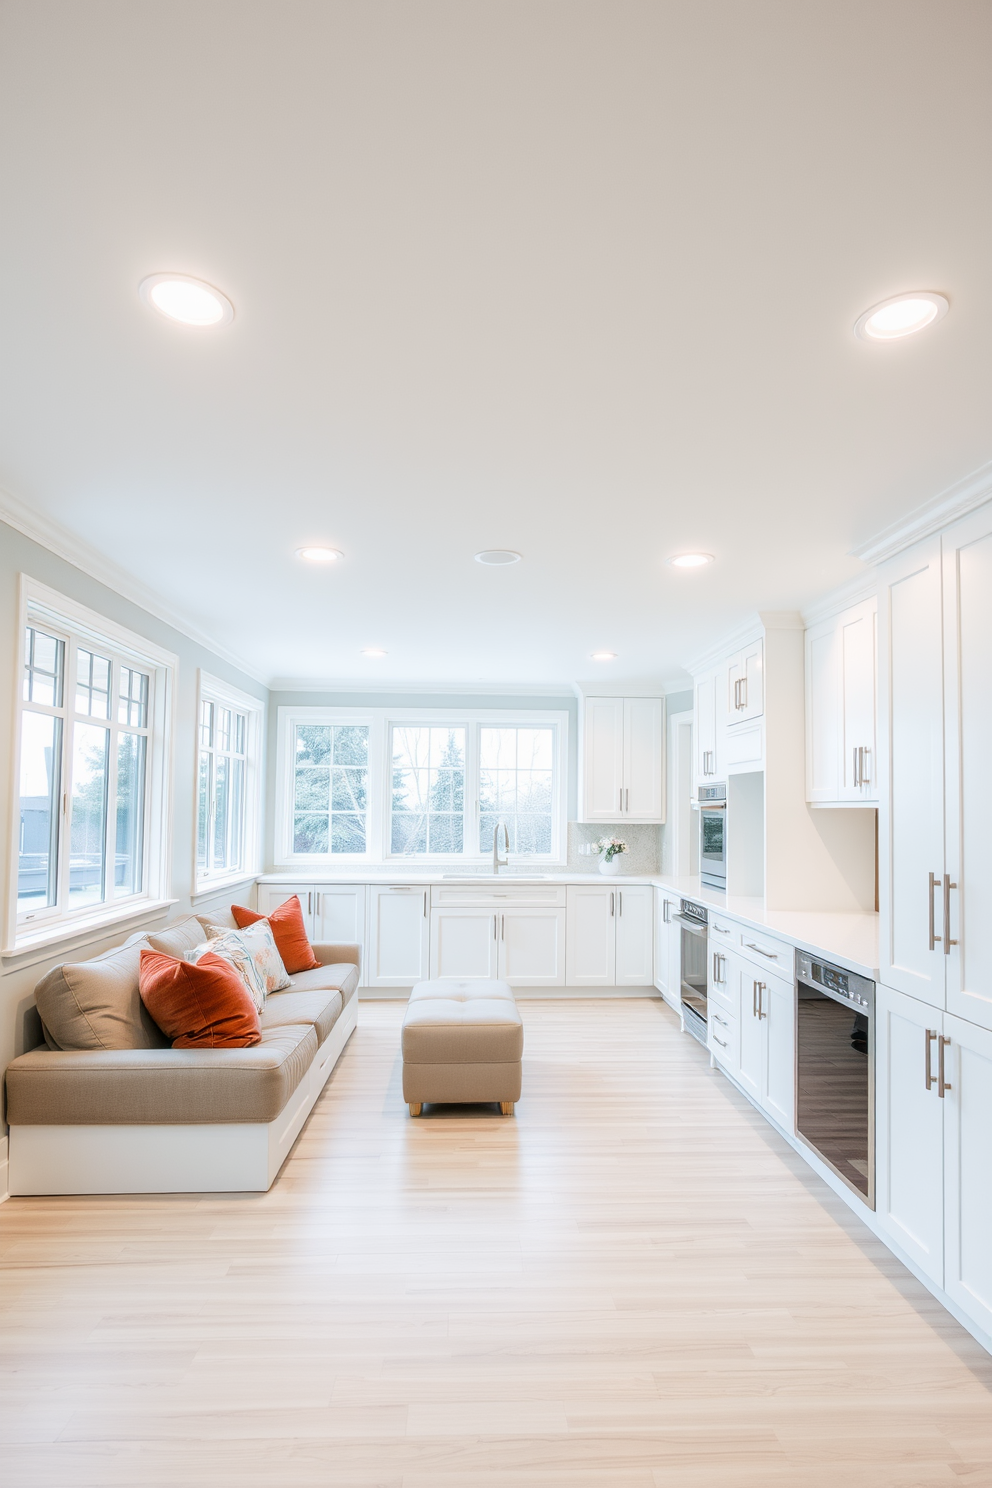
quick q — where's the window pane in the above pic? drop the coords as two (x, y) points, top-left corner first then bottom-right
(391, 727), (465, 855)
(478, 726), (554, 856)
(292, 723), (369, 854)
(200, 699), (214, 748)
(235, 713), (246, 754)
(23, 626), (64, 707)
(218, 708), (232, 752)
(230, 757), (245, 868)
(114, 732), (145, 896)
(213, 755), (229, 868)
(17, 710), (62, 910)
(69, 723), (109, 907)
(119, 667), (149, 726)
(76, 649), (111, 719)
(197, 750), (211, 870)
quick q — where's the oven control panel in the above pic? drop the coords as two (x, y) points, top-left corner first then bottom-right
(679, 898), (708, 926)
(797, 952), (874, 1011)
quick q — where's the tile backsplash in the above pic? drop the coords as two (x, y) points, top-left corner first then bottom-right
(566, 821), (662, 874)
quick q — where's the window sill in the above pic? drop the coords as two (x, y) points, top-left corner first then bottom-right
(3, 899), (179, 968)
(191, 873), (259, 905)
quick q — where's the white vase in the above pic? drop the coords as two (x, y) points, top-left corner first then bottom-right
(599, 856), (622, 875)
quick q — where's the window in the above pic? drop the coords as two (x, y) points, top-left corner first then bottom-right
(9, 578), (176, 949)
(195, 673), (263, 890)
(276, 707), (567, 864)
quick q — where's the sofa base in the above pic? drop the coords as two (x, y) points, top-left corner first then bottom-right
(7, 997), (358, 1197)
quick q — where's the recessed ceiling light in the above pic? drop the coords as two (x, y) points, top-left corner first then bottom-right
(854, 292), (949, 341)
(138, 273), (234, 327)
(474, 550), (522, 565)
(361, 648), (387, 658)
(296, 546), (343, 563)
(667, 552), (714, 569)
(591, 651), (617, 661)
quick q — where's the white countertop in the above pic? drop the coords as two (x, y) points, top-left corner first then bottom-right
(258, 869), (880, 979)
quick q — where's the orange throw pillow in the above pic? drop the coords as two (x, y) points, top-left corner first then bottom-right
(231, 896), (319, 975)
(138, 949), (261, 1049)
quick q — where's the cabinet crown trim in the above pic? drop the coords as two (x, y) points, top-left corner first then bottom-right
(855, 460), (992, 565)
(684, 611), (801, 677)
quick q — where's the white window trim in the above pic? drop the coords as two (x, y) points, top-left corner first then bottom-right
(4, 575), (177, 955)
(193, 670), (264, 895)
(275, 705), (568, 867)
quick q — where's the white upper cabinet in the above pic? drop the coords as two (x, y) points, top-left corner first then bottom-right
(694, 669), (722, 788)
(726, 639), (763, 726)
(805, 597), (878, 805)
(579, 696), (664, 822)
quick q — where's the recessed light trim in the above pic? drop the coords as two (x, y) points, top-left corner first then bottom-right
(361, 648), (387, 658)
(296, 546), (343, 563)
(139, 273), (234, 327)
(667, 552), (714, 569)
(854, 291), (949, 341)
(590, 650), (617, 661)
(474, 550), (522, 566)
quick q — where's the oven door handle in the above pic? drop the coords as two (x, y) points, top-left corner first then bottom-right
(673, 914), (708, 937)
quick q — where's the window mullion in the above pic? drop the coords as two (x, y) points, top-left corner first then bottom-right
(56, 639), (78, 915)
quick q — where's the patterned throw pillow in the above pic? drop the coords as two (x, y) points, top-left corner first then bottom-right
(208, 920), (291, 994)
(188, 933), (268, 1010)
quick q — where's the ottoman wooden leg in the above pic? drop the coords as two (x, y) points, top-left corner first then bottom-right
(500, 1101), (514, 1116)
(409, 1103), (422, 1117)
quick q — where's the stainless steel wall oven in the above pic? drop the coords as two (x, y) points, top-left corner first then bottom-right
(698, 783), (727, 890)
(676, 898), (709, 1044)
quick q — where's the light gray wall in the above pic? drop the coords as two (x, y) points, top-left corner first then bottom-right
(265, 690), (578, 868)
(0, 519), (268, 1121)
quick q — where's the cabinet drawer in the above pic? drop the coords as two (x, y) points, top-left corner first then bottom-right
(737, 927), (793, 976)
(708, 914), (736, 942)
(709, 1005), (739, 1068)
(431, 883), (567, 907)
(724, 719), (763, 764)
(708, 946), (739, 1016)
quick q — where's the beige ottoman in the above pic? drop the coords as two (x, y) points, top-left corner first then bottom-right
(402, 979), (523, 1116)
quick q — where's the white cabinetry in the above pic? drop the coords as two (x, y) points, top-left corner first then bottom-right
(256, 882), (313, 924)
(735, 957), (795, 1131)
(805, 597), (878, 805)
(727, 639), (763, 725)
(567, 883), (616, 986)
(366, 885), (429, 988)
(256, 882), (366, 949)
(614, 886), (653, 986)
(879, 504), (992, 1030)
(579, 696), (664, 823)
(430, 885), (565, 986)
(653, 890), (680, 1007)
(498, 906), (566, 987)
(694, 666), (728, 790)
(430, 907), (500, 981)
(876, 983), (992, 1337)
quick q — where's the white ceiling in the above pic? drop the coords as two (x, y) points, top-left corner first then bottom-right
(2, 1), (991, 689)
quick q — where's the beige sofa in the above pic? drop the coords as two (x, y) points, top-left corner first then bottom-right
(4, 911), (360, 1195)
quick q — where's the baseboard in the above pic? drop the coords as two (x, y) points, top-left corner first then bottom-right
(0, 1134), (8, 1203)
(359, 985), (661, 1000)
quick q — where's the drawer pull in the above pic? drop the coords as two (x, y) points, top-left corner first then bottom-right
(711, 924), (731, 936)
(745, 941), (779, 960)
(712, 1034), (729, 1049)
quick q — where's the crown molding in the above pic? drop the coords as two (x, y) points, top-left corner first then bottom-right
(0, 486), (268, 686)
(854, 459), (992, 566)
(573, 677), (668, 699)
(801, 571), (879, 628)
(268, 677), (577, 697)
(682, 610), (802, 678)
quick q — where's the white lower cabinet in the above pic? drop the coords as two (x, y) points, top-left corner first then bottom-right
(498, 908), (565, 987)
(615, 886), (653, 986)
(430, 907), (500, 981)
(256, 882), (314, 925)
(735, 959), (795, 1130)
(312, 885), (366, 947)
(366, 885), (430, 987)
(566, 884), (616, 986)
(653, 891), (680, 1006)
(876, 984), (992, 1338)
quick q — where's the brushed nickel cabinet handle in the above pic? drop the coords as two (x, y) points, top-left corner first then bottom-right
(938, 1034), (952, 1098)
(493, 915), (497, 940)
(619, 788), (623, 813)
(752, 980), (758, 1017)
(618, 891), (623, 916)
(625, 788), (629, 813)
(307, 892), (312, 916)
(610, 892), (615, 916)
(745, 942), (778, 960)
(741, 676), (747, 709)
(929, 872), (941, 950)
(663, 899), (671, 923)
(943, 877), (958, 955)
(862, 747), (871, 785)
(712, 1033), (728, 1048)
(500, 914), (504, 940)
(423, 891), (428, 917)
(925, 1028), (936, 1091)
(755, 981), (766, 1019)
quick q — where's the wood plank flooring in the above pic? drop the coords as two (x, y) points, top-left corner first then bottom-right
(2, 997), (992, 1487)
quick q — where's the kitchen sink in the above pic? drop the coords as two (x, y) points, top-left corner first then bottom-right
(441, 874), (555, 880)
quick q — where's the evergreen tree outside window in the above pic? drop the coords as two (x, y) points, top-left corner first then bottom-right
(391, 726), (465, 854)
(293, 723), (369, 854)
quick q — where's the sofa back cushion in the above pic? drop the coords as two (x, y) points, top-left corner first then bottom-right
(231, 896), (319, 975)
(35, 933), (169, 1051)
(188, 931), (268, 1011)
(138, 949), (261, 1049)
(146, 915), (209, 960)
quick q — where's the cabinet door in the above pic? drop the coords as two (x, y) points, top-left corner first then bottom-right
(738, 964), (764, 1103)
(805, 619), (841, 803)
(313, 885), (366, 948)
(943, 507), (992, 1032)
(874, 985), (944, 1284)
(840, 599), (878, 802)
(366, 885), (430, 987)
(623, 698), (664, 821)
(615, 886), (653, 986)
(430, 907), (499, 980)
(740, 639), (764, 722)
(878, 538), (946, 1007)
(567, 884), (616, 987)
(761, 970), (795, 1131)
(943, 1012), (992, 1336)
(654, 892), (679, 1002)
(499, 908), (565, 987)
(256, 884), (314, 932)
(581, 697), (625, 821)
(695, 673), (717, 785)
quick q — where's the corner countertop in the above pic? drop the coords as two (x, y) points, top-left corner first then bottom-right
(257, 869), (880, 980)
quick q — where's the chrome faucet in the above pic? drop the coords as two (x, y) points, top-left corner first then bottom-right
(492, 821), (509, 874)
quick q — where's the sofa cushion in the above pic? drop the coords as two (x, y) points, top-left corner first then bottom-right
(139, 950), (261, 1050)
(34, 934), (169, 1052)
(4, 1023), (318, 1126)
(232, 896), (319, 975)
(189, 932), (268, 1010)
(260, 988), (343, 1045)
(146, 915), (208, 960)
(195, 909), (239, 935)
(288, 962), (360, 1003)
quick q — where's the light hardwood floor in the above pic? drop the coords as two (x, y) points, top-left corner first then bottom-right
(2, 998), (992, 1487)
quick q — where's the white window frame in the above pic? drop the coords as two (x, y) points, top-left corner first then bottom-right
(5, 576), (177, 954)
(193, 671), (264, 896)
(275, 706), (568, 867)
